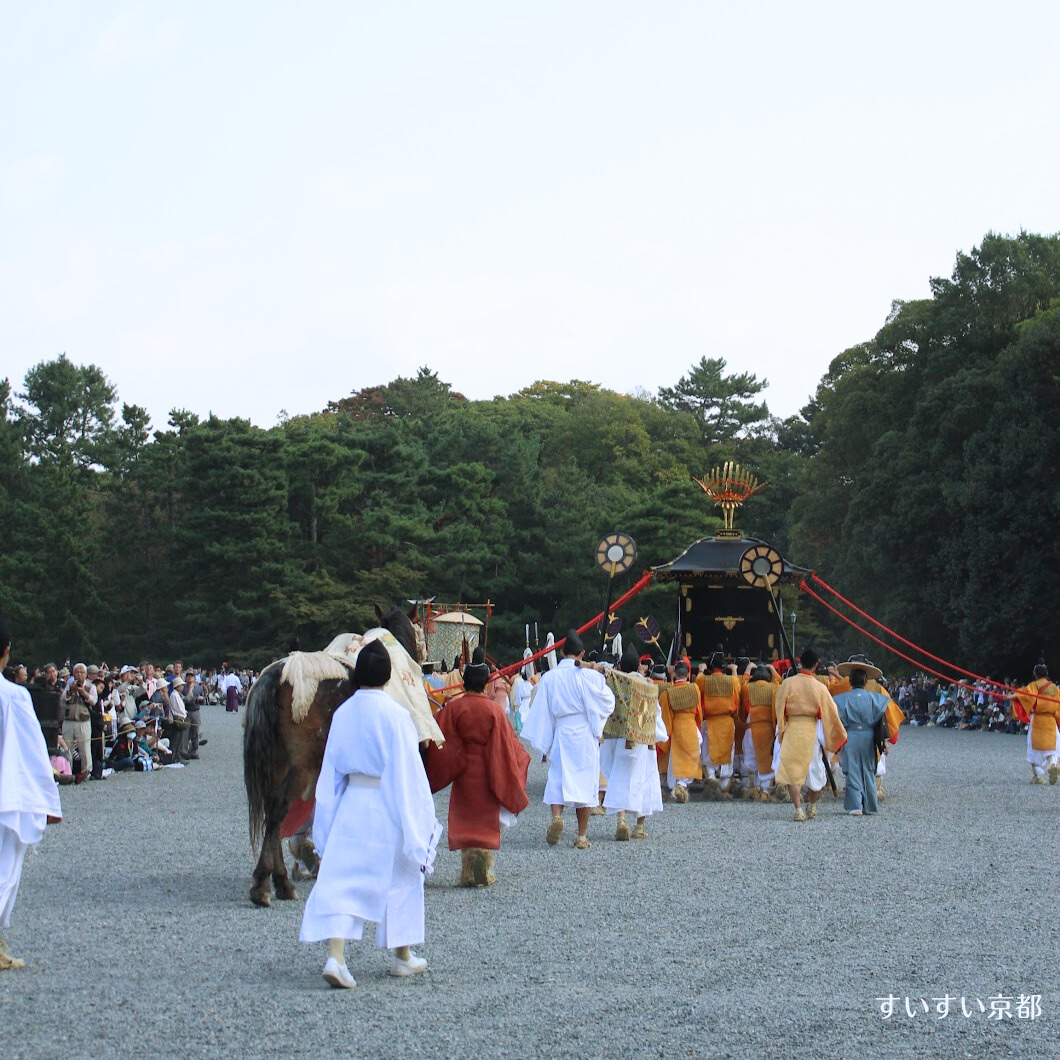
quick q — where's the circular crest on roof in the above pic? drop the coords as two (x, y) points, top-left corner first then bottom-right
(739, 544), (783, 588)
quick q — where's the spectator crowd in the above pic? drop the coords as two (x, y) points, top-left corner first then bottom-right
(895, 674), (1027, 733)
(1, 659), (256, 783)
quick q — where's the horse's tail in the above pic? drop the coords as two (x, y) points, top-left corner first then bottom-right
(244, 658), (285, 853)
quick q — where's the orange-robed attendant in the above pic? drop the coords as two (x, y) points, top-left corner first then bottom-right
(659, 660), (703, 803)
(1012, 663), (1060, 785)
(775, 648), (847, 822)
(696, 652), (741, 793)
(740, 665), (779, 799)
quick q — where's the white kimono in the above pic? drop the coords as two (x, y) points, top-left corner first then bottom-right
(522, 659), (615, 808)
(300, 689), (439, 950)
(0, 674), (62, 928)
(600, 705), (667, 817)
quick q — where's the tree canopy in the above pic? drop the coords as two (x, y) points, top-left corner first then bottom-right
(2, 231), (1056, 678)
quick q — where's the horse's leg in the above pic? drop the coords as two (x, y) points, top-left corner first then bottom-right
(250, 843), (274, 907)
(270, 791), (298, 901)
(251, 766), (296, 906)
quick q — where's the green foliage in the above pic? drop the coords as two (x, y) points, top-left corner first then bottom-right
(791, 232), (1060, 675)
(4, 232), (1054, 678)
(657, 356), (769, 445)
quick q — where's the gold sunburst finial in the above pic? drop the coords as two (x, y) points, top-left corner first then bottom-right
(692, 462), (768, 532)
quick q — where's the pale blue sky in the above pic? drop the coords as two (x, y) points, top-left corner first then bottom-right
(3, 2), (1058, 433)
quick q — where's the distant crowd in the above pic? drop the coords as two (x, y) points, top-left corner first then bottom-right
(895, 675), (1027, 733)
(1, 659), (257, 782)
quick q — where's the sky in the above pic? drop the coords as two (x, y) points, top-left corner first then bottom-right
(2, 2), (1058, 434)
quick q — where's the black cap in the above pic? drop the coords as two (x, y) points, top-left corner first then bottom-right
(562, 629), (584, 656)
(354, 640), (391, 688)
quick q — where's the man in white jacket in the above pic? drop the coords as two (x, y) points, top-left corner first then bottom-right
(522, 629), (615, 850)
(299, 640), (440, 989)
(0, 615), (62, 970)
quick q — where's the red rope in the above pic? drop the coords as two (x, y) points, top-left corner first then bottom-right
(800, 581), (1058, 705)
(811, 574), (1008, 689)
(496, 570), (654, 678)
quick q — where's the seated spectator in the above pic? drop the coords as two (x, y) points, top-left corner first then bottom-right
(106, 723), (139, 771)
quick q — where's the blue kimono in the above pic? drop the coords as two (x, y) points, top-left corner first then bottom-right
(833, 688), (889, 814)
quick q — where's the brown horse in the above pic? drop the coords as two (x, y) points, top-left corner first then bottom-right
(243, 606), (427, 907)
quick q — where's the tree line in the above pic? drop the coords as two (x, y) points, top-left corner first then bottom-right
(2, 231), (1056, 677)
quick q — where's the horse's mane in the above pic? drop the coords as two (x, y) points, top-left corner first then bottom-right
(376, 605), (420, 661)
(281, 651), (354, 724)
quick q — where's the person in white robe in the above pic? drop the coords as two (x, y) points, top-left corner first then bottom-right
(0, 616), (62, 969)
(598, 646), (664, 840)
(299, 641), (440, 989)
(521, 629), (615, 849)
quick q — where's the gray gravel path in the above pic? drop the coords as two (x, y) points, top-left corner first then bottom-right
(2, 711), (1056, 1060)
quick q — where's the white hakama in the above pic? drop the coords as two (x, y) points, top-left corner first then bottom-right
(742, 728), (774, 788)
(300, 689), (439, 950)
(600, 707), (666, 817)
(1026, 725), (1060, 771)
(0, 674), (62, 929)
(522, 659), (615, 808)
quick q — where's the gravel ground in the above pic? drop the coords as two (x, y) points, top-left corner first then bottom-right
(2, 711), (1056, 1060)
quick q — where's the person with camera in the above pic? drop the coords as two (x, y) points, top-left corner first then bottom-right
(164, 676), (191, 763)
(60, 663), (97, 783)
(182, 671), (205, 756)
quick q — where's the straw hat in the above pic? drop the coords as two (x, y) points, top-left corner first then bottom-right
(836, 656), (883, 681)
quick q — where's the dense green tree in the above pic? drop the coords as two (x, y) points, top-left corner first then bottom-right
(169, 417), (294, 663)
(791, 233), (1060, 675)
(657, 356), (770, 445)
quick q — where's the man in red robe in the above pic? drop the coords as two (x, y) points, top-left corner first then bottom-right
(425, 652), (531, 886)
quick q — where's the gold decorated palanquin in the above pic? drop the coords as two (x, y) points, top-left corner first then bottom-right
(651, 464), (810, 664)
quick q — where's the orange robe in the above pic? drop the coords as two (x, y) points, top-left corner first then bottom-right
(776, 672), (847, 786)
(1013, 679), (1060, 751)
(696, 672), (740, 766)
(740, 679), (777, 773)
(425, 692), (531, 850)
(659, 682), (703, 781)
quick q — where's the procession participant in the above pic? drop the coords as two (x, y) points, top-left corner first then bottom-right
(833, 657), (904, 799)
(740, 665), (778, 800)
(509, 671), (535, 734)
(1012, 662), (1060, 785)
(485, 663), (511, 715)
(832, 668), (889, 816)
(425, 650), (530, 886)
(300, 640), (440, 988)
(696, 651), (740, 799)
(648, 662), (671, 792)
(659, 661), (703, 803)
(600, 646), (665, 840)
(775, 649), (847, 822)
(521, 629), (615, 849)
(0, 615), (62, 970)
